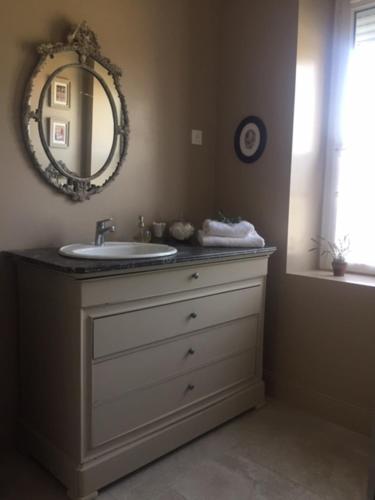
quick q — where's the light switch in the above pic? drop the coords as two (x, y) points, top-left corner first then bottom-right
(191, 129), (203, 146)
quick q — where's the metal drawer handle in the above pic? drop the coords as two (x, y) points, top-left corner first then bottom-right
(189, 312), (198, 319)
(187, 384), (195, 391)
(187, 348), (195, 355)
(192, 272), (200, 280)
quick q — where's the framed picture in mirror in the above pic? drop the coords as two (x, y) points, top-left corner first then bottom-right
(50, 77), (70, 108)
(49, 118), (69, 148)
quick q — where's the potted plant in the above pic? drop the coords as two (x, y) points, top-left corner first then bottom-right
(310, 235), (350, 276)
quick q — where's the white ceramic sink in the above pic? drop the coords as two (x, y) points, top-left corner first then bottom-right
(59, 242), (177, 260)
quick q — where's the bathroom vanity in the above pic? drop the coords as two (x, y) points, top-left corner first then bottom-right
(11, 245), (275, 499)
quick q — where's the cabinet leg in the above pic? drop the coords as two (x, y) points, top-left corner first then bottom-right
(67, 490), (98, 500)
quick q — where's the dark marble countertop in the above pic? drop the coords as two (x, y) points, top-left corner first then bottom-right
(6, 243), (276, 278)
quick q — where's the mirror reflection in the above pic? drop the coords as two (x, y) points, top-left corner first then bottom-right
(40, 64), (115, 178)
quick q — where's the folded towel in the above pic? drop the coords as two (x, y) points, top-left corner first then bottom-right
(202, 219), (254, 238)
(197, 230), (265, 248)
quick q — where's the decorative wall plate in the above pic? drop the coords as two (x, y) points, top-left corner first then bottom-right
(234, 116), (267, 163)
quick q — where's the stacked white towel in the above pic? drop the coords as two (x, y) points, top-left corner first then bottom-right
(198, 219), (265, 248)
(202, 219), (254, 238)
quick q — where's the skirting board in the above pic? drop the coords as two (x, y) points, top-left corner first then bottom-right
(265, 370), (371, 436)
(19, 382), (264, 498)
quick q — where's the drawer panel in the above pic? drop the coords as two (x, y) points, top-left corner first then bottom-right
(93, 315), (259, 403)
(91, 350), (255, 447)
(81, 257), (268, 307)
(92, 286), (262, 359)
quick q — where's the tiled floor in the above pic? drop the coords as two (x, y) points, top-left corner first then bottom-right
(1, 400), (370, 500)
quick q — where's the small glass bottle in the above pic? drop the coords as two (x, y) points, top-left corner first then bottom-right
(135, 215), (152, 243)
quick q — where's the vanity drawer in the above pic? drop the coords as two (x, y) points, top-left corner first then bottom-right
(81, 257), (267, 307)
(92, 315), (259, 403)
(92, 285), (262, 359)
(91, 349), (255, 447)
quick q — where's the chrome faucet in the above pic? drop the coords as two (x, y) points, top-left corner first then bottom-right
(95, 218), (116, 246)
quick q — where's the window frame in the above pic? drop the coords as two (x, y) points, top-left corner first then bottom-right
(320, 0), (375, 274)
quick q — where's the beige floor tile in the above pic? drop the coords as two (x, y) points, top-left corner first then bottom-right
(2, 400), (369, 500)
(154, 489), (188, 500)
(104, 448), (188, 499)
(0, 450), (116, 500)
(228, 403), (369, 500)
(213, 453), (321, 500)
(170, 459), (254, 500)
(170, 456), (322, 500)
(0, 451), (67, 500)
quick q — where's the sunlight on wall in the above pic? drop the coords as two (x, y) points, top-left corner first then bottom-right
(291, 63), (316, 156)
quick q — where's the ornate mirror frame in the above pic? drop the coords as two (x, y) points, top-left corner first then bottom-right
(22, 22), (130, 201)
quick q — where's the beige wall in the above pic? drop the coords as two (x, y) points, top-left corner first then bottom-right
(216, 0), (299, 276)
(287, 0), (332, 273)
(216, 0), (374, 435)
(265, 273), (375, 434)
(0, 0), (218, 447)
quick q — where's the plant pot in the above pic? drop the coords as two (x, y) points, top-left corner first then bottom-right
(332, 260), (347, 277)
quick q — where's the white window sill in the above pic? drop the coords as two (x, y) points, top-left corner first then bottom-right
(287, 269), (375, 288)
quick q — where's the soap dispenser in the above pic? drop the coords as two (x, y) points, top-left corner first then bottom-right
(135, 215), (152, 243)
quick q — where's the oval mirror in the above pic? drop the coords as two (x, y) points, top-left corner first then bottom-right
(23, 22), (129, 201)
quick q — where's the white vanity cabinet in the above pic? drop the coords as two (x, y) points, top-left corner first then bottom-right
(16, 253), (272, 500)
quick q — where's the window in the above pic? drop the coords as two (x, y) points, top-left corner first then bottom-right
(322, 0), (375, 274)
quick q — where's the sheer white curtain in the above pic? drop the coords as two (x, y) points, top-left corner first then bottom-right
(323, 0), (375, 273)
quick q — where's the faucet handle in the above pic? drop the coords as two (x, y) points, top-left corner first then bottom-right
(96, 218), (113, 229)
(94, 218), (116, 246)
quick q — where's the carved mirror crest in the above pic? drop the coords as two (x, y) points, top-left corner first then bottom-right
(22, 22), (129, 201)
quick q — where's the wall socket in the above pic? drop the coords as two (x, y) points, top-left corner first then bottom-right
(191, 129), (203, 146)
